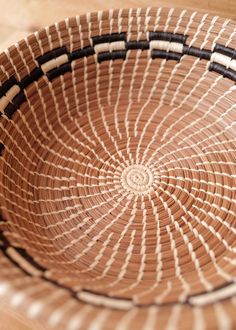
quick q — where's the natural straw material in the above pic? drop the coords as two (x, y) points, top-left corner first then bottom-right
(0, 7), (236, 330)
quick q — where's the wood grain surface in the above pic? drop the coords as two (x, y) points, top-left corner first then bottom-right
(0, 0), (236, 329)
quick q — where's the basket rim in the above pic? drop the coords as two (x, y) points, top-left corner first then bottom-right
(0, 6), (236, 330)
(1, 6), (235, 58)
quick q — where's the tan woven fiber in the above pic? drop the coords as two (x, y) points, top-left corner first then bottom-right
(0, 6), (236, 330)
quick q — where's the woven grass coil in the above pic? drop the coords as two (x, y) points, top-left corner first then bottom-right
(0, 6), (236, 330)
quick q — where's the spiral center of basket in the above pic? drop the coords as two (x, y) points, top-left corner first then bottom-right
(121, 165), (154, 194)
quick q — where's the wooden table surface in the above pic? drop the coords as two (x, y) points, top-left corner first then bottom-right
(0, 0), (236, 329)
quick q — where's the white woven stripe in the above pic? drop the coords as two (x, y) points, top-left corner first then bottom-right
(41, 54), (69, 73)
(211, 52), (236, 70)
(190, 283), (236, 306)
(78, 291), (133, 310)
(94, 41), (125, 53)
(0, 85), (20, 111)
(150, 40), (184, 53)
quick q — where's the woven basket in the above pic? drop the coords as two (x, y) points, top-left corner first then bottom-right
(0, 6), (236, 330)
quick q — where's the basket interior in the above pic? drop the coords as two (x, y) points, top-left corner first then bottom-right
(0, 7), (236, 329)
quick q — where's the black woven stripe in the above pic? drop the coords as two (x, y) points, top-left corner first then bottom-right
(37, 46), (68, 65)
(209, 62), (236, 82)
(214, 43), (236, 59)
(0, 222), (235, 307)
(98, 50), (127, 63)
(0, 143), (4, 156)
(151, 50), (182, 61)
(19, 67), (44, 89)
(4, 92), (26, 119)
(47, 63), (72, 81)
(183, 46), (212, 60)
(149, 31), (187, 43)
(4, 103), (17, 119)
(92, 32), (126, 45)
(13, 92), (27, 107)
(0, 233), (7, 248)
(1, 247), (31, 276)
(0, 226), (45, 272)
(126, 41), (149, 50)
(14, 247), (46, 272)
(68, 46), (95, 61)
(1, 35), (236, 118)
(0, 76), (18, 98)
